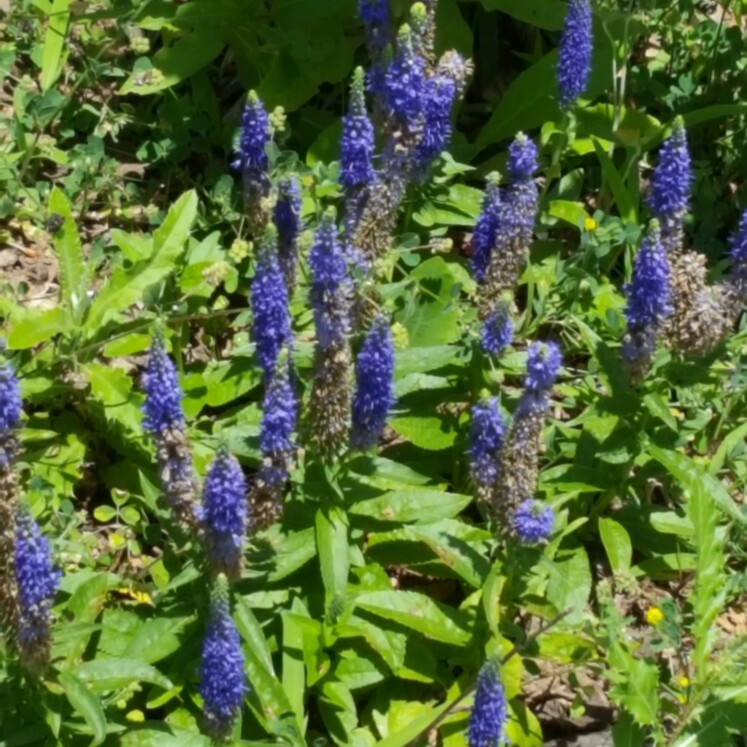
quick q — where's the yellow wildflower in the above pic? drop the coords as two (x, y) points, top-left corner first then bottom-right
(584, 217), (598, 232)
(645, 606), (664, 625)
(678, 675), (690, 688)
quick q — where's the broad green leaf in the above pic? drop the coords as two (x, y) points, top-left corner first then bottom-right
(120, 30), (225, 95)
(49, 187), (87, 324)
(394, 346), (460, 377)
(648, 445), (746, 526)
(123, 615), (195, 664)
(409, 525), (490, 587)
(40, 0), (70, 91)
(375, 697), (457, 747)
(350, 489), (471, 524)
(316, 506), (350, 608)
(648, 510), (694, 539)
(85, 191), (198, 331)
(120, 726), (213, 747)
(592, 138), (637, 223)
(281, 610), (307, 735)
(544, 546), (592, 624)
(75, 657), (173, 693)
(109, 228), (153, 263)
(482, 561), (505, 636)
(548, 200), (590, 229)
(390, 416), (457, 450)
(598, 517), (632, 575)
(7, 307), (70, 349)
(356, 590), (471, 645)
(58, 672), (106, 745)
(234, 595), (275, 675)
(84, 363), (143, 435)
(708, 421), (747, 476)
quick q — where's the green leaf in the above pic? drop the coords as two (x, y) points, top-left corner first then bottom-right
(389, 416), (457, 451)
(49, 187), (88, 324)
(281, 608), (307, 735)
(592, 138), (637, 223)
(58, 671), (106, 745)
(74, 657), (173, 693)
(482, 561), (505, 636)
(648, 445), (746, 526)
(85, 191), (198, 332)
(123, 615), (195, 665)
(40, 0), (71, 91)
(234, 595), (275, 676)
(120, 30), (225, 95)
(544, 546), (592, 624)
(409, 525), (490, 588)
(375, 697), (457, 747)
(350, 489), (471, 524)
(478, 0), (565, 29)
(613, 658), (660, 726)
(93, 505), (116, 522)
(598, 517), (632, 575)
(548, 200), (590, 229)
(356, 590), (471, 645)
(316, 506), (350, 608)
(7, 307), (70, 349)
(708, 421), (747, 476)
(84, 363), (143, 435)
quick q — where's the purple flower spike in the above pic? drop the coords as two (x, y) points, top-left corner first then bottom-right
(200, 449), (247, 580)
(14, 507), (61, 670)
(468, 660), (508, 747)
(351, 317), (395, 450)
(383, 24), (426, 129)
(512, 498), (554, 543)
(199, 577), (247, 738)
(471, 175), (502, 283)
(251, 229), (292, 380)
(341, 68), (376, 192)
(142, 336), (184, 435)
(557, 0), (593, 111)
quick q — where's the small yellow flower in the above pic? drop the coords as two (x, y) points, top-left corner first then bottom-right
(645, 606), (664, 625)
(678, 675), (690, 688)
(677, 694), (687, 704)
(584, 217), (598, 232)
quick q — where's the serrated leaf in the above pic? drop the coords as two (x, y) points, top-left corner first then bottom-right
(59, 672), (106, 745)
(316, 506), (350, 609)
(7, 307), (70, 349)
(49, 187), (88, 324)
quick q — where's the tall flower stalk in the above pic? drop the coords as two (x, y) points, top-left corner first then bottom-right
(308, 211), (353, 458)
(199, 575), (247, 738)
(274, 176), (302, 296)
(251, 350), (298, 528)
(233, 91), (271, 233)
(622, 220), (671, 381)
(557, 0), (593, 112)
(493, 342), (561, 540)
(468, 397), (506, 506)
(468, 659), (508, 747)
(200, 448), (247, 580)
(142, 335), (196, 527)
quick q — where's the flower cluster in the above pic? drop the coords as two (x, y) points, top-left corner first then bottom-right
(341, 67), (376, 194)
(647, 117), (692, 252)
(14, 507), (61, 671)
(469, 397), (505, 499)
(383, 24), (426, 129)
(557, 0), (593, 111)
(233, 91), (271, 230)
(251, 228), (292, 379)
(622, 220), (671, 380)
(142, 336), (196, 526)
(475, 342), (559, 540)
(351, 317), (396, 450)
(274, 176), (302, 295)
(200, 449), (248, 580)
(471, 175), (502, 283)
(468, 660), (508, 747)
(0, 357), (21, 469)
(199, 577), (247, 738)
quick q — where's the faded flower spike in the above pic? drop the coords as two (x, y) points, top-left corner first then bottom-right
(309, 210), (352, 351)
(14, 506), (61, 672)
(351, 317), (396, 450)
(622, 220), (671, 379)
(468, 659), (508, 747)
(200, 448), (248, 580)
(341, 68), (376, 193)
(199, 576), (247, 738)
(142, 336), (184, 435)
(274, 176), (303, 295)
(647, 117), (692, 252)
(557, 0), (593, 111)
(251, 227), (292, 379)
(469, 397), (505, 500)
(512, 498), (554, 543)
(0, 356), (21, 468)
(233, 91), (271, 230)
